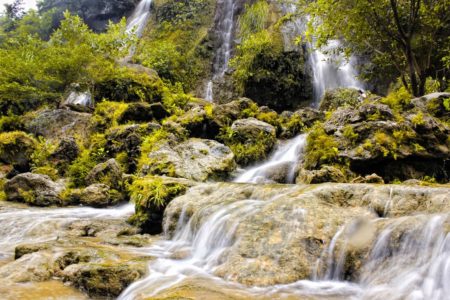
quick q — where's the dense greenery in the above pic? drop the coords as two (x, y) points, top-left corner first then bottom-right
(301, 0), (450, 96)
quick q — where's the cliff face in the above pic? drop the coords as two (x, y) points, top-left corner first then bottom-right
(38, 0), (139, 32)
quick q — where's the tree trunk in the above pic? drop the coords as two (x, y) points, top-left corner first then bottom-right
(406, 46), (420, 96)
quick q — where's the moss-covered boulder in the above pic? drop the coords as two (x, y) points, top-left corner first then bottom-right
(221, 118), (276, 166)
(4, 173), (66, 206)
(86, 158), (123, 190)
(142, 138), (236, 181)
(0, 131), (37, 171)
(79, 184), (124, 208)
(26, 109), (92, 141)
(174, 106), (221, 139)
(118, 102), (169, 124)
(297, 165), (348, 184)
(319, 88), (363, 111)
(128, 176), (190, 234)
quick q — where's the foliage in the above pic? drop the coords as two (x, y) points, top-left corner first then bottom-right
(304, 123), (339, 169)
(238, 0), (270, 39)
(0, 131), (37, 164)
(0, 11), (133, 114)
(381, 86), (412, 111)
(301, 0), (450, 96)
(91, 101), (129, 131)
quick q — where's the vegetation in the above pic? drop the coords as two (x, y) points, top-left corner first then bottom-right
(304, 123), (339, 169)
(301, 0), (450, 96)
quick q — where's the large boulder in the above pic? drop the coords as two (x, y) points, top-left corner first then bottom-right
(60, 90), (94, 112)
(163, 183), (450, 286)
(118, 102), (169, 124)
(26, 109), (92, 141)
(175, 106), (221, 139)
(79, 184), (124, 208)
(319, 88), (363, 111)
(86, 159), (123, 190)
(0, 131), (37, 171)
(4, 173), (65, 206)
(143, 138), (236, 181)
(231, 118), (276, 139)
(297, 165), (347, 184)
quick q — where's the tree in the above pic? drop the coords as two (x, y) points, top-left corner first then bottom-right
(4, 0), (24, 20)
(301, 0), (450, 96)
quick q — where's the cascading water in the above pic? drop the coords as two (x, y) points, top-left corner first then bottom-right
(126, 0), (153, 37)
(234, 134), (307, 184)
(204, 0), (237, 101)
(0, 203), (134, 259)
(280, 3), (364, 105)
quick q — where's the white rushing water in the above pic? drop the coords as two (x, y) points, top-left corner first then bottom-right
(234, 134), (307, 184)
(204, 0), (237, 101)
(126, 0), (152, 37)
(0, 203), (134, 258)
(280, 3), (364, 105)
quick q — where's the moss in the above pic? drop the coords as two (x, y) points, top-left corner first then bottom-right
(0, 114), (25, 132)
(91, 101), (129, 132)
(137, 128), (176, 174)
(281, 113), (304, 137)
(32, 166), (59, 181)
(319, 88), (361, 111)
(411, 111), (425, 126)
(68, 134), (107, 187)
(381, 87), (411, 111)
(127, 177), (187, 233)
(342, 125), (359, 145)
(0, 131), (37, 166)
(304, 123), (339, 169)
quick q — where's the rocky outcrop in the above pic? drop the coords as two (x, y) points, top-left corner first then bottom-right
(4, 173), (65, 206)
(118, 102), (169, 124)
(86, 158), (123, 190)
(231, 118), (276, 139)
(319, 88), (363, 111)
(78, 183), (124, 207)
(26, 109), (92, 141)
(38, 0), (139, 32)
(0, 131), (37, 172)
(143, 138), (236, 181)
(163, 183), (450, 286)
(306, 93), (450, 182)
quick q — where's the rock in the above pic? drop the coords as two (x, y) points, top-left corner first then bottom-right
(15, 244), (49, 259)
(175, 106), (221, 139)
(351, 173), (384, 184)
(49, 137), (80, 166)
(144, 138), (236, 181)
(128, 176), (193, 234)
(118, 102), (169, 123)
(231, 118), (276, 139)
(26, 109), (92, 141)
(411, 92), (450, 117)
(4, 173), (65, 206)
(62, 261), (147, 297)
(292, 107), (325, 128)
(242, 50), (313, 112)
(213, 98), (256, 126)
(0, 131), (37, 171)
(39, 0), (139, 32)
(79, 184), (124, 207)
(61, 90), (94, 112)
(86, 159), (123, 190)
(164, 183), (449, 286)
(297, 165), (347, 184)
(319, 88), (362, 111)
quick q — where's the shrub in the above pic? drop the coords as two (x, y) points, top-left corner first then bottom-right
(304, 123), (339, 169)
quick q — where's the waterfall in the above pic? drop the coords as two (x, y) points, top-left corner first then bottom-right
(204, 0), (237, 101)
(0, 204), (134, 259)
(234, 134), (307, 184)
(126, 0), (153, 37)
(280, 3), (364, 105)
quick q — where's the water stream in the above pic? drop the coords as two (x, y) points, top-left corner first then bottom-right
(234, 134), (307, 184)
(204, 0), (237, 101)
(126, 0), (153, 37)
(280, 3), (364, 104)
(0, 203), (134, 259)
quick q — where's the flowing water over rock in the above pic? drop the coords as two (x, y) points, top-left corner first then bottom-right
(119, 183), (449, 299)
(126, 0), (153, 37)
(0, 202), (134, 259)
(280, 3), (364, 104)
(204, 0), (237, 101)
(235, 134), (307, 184)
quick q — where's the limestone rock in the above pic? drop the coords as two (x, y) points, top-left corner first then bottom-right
(86, 159), (123, 190)
(231, 118), (276, 139)
(26, 109), (92, 141)
(297, 165), (347, 184)
(79, 184), (123, 208)
(4, 173), (65, 206)
(144, 138), (236, 181)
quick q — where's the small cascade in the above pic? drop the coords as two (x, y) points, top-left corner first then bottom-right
(126, 0), (153, 37)
(280, 3), (364, 105)
(0, 204), (134, 258)
(234, 134), (307, 184)
(204, 0), (237, 101)
(119, 199), (266, 299)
